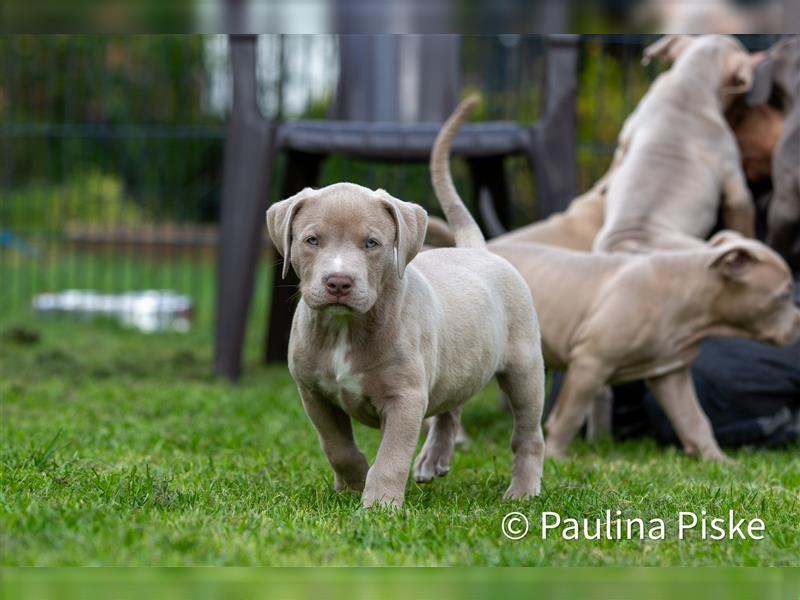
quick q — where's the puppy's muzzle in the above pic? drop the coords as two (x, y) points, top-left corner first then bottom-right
(325, 273), (354, 299)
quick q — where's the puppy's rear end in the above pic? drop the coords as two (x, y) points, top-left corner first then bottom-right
(426, 95), (548, 499)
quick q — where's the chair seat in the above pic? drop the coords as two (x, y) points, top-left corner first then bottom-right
(276, 120), (532, 161)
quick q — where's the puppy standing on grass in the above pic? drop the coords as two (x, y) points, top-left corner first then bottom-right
(266, 96), (546, 508)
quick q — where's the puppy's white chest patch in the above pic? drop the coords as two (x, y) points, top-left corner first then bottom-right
(318, 328), (364, 402)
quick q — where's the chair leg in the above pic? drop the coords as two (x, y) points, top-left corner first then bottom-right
(466, 155), (511, 238)
(213, 118), (274, 381)
(527, 35), (580, 218)
(264, 151), (324, 364)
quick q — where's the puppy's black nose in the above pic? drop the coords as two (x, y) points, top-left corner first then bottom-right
(325, 274), (353, 297)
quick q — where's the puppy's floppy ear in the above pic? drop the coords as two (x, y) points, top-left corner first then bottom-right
(746, 54), (775, 106)
(708, 242), (760, 281)
(642, 35), (692, 66)
(723, 49), (755, 96)
(708, 229), (745, 247)
(266, 188), (313, 279)
(765, 37), (800, 97)
(377, 190), (428, 279)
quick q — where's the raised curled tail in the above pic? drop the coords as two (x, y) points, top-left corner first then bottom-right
(430, 95), (485, 248)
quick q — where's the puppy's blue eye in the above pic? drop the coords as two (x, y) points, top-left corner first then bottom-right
(365, 238), (380, 249)
(305, 236), (319, 246)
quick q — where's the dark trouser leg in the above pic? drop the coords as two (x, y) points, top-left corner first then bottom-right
(642, 337), (800, 448)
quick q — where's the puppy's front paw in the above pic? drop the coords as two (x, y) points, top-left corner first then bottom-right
(684, 442), (730, 463)
(332, 456), (369, 492)
(334, 475), (366, 493)
(503, 480), (541, 500)
(700, 448), (732, 463)
(361, 489), (404, 509)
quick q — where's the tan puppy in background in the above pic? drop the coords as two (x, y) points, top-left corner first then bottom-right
(492, 232), (800, 460)
(595, 35), (756, 253)
(266, 97), (546, 508)
(435, 109), (800, 461)
(489, 175), (609, 252)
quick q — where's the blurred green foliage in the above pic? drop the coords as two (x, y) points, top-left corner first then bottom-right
(0, 169), (144, 231)
(576, 38), (657, 186)
(1, 36), (216, 126)
(0, 35), (224, 222)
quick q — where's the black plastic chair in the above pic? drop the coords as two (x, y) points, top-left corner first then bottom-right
(214, 34), (580, 380)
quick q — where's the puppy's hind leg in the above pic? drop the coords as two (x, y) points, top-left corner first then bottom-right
(413, 408), (460, 483)
(545, 359), (610, 459)
(645, 368), (727, 462)
(497, 354), (546, 500)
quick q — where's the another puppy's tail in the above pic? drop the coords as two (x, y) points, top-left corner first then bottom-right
(430, 95), (485, 248)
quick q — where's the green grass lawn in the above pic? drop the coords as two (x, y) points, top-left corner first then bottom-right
(2, 313), (798, 567)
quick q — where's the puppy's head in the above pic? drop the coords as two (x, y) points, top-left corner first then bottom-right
(708, 231), (800, 345)
(266, 183), (427, 314)
(698, 35), (754, 99)
(719, 37), (755, 97)
(645, 35), (754, 102)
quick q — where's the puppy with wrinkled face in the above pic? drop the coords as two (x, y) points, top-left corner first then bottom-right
(491, 230), (800, 461)
(266, 97), (546, 508)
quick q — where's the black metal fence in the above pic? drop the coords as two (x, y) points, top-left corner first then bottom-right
(0, 34), (780, 337)
(1, 36), (228, 332)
